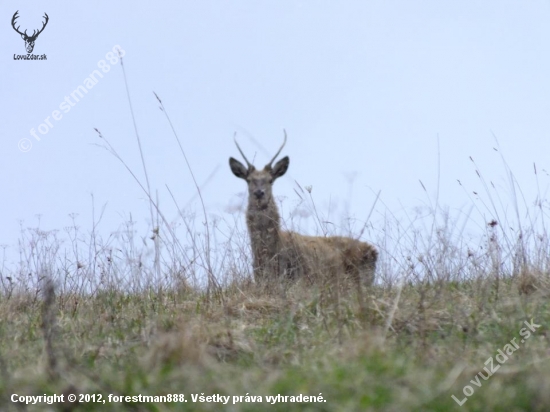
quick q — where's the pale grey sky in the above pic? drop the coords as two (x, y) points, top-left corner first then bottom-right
(2, 1), (550, 271)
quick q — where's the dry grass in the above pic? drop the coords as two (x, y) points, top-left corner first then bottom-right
(2, 249), (550, 412)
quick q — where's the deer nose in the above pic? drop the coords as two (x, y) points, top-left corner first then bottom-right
(253, 189), (265, 199)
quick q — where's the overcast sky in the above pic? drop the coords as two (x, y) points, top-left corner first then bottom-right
(2, 1), (550, 270)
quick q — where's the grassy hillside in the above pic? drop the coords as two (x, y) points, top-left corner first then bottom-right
(1, 241), (550, 412)
(2, 153), (550, 411)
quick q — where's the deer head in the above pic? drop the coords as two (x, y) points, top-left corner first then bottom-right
(12, 11), (49, 53)
(229, 131), (289, 210)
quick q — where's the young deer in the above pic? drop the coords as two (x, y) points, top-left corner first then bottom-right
(229, 132), (378, 288)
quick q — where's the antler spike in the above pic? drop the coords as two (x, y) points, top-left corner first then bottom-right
(233, 132), (253, 169)
(266, 129), (287, 169)
(11, 11), (25, 36)
(35, 13), (49, 37)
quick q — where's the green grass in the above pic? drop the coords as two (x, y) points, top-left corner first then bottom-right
(1, 274), (550, 411)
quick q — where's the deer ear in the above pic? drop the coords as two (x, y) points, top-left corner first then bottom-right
(271, 156), (289, 179)
(229, 157), (249, 179)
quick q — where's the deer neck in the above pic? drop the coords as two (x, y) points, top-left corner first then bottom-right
(246, 198), (281, 250)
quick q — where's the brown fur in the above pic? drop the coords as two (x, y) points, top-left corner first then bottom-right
(230, 135), (378, 287)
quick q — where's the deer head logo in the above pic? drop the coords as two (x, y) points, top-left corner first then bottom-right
(11, 11), (49, 54)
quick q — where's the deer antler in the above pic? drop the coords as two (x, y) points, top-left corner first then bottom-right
(11, 11), (25, 36)
(32, 13), (49, 38)
(11, 11), (48, 39)
(233, 133), (253, 169)
(266, 130), (287, 169)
